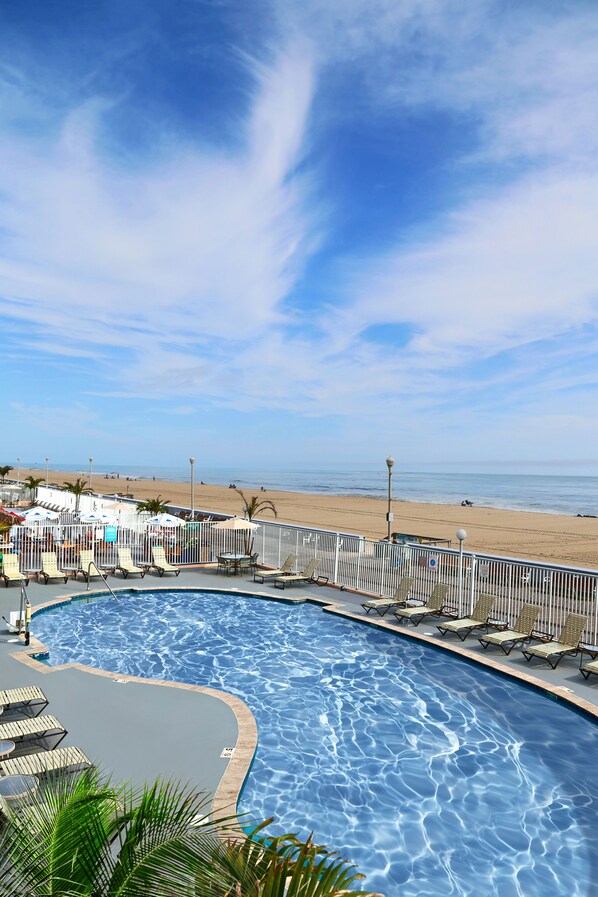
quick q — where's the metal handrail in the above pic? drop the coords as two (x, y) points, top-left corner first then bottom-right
(85, 562), (119, 601)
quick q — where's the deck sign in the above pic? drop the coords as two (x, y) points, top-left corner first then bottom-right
(105, 526), (118, 543)
(428, 556), (439, 569)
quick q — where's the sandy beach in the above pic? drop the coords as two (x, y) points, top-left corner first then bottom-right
(14, 467), (598, 570)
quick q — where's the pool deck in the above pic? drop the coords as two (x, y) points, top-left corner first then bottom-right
(2, 564), (598, 816)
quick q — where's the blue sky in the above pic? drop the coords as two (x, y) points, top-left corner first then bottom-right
(2, 0), (598, 474)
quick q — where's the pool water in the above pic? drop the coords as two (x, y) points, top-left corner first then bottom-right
(32, 590), (598, 897)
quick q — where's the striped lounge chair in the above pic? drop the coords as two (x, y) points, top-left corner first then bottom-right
(274, 558), (320, 589)
(521, 613), (587, 669)
(0, 686), (48, 717)
(479, 603), (541, 655)
(254, 554), (298, 583)
(0, 746), (92, 778)
(361, 578), (415, 617)
(41, 552), (69, 584)
(116, 548), (146, 579)
(437, 593), (498, 640)
(393, 583), (450, 626)
(1, 554), (28, 588)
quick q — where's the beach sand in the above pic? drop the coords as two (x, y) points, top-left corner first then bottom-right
(17, 467), (598, 570)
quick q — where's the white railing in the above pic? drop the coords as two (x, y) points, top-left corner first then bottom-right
(3, 487), (597, 643)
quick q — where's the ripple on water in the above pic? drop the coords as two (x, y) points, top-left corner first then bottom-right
(32, 590), (598, 897)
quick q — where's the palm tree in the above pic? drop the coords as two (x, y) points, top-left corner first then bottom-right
(0, 465), (13, 482)
(234, 488), (278, 554)
(62, 477), (93, 513)
(0, 770), (371, 897)
(23, 475), (44, 503)
(137, 495), (172, 515)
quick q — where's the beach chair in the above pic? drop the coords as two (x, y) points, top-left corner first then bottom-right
(274, 558), (320, 589)
(361, 578), (415, 617)
(0, 686), (48, 717)
(145, 546), (180, 576)
(40, 552), (69, 584)
(393, 583), (450, 626)
(521, 613), (587, 669)
(0, 746), (92, 779)
(437, 593), (498, 640)
(0, 714), (67, 752)
(478, 603), (541, 655)
(1, 554), (28, 588)
(580, 659), (598, 681)
(116, 548), (146, 579)
(77, 550), (102, 582)
(253, 554), (298, 583)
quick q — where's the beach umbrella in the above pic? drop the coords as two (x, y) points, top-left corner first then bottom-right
(24, 507), (59, 523)
(79, 511), (117, 525)
(212, 516), (260, 531)
(147, 513), (186, 528)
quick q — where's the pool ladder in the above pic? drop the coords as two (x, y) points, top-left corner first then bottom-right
(85, 562), (119, 601)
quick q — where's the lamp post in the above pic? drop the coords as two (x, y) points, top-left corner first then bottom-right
(189, 457), (196, 519)
(16, 457), (20, 484)
(385, 456), (394, 542)
(88, 457), (93, 491)
(456, 528), (467, 616)
(45, 457), (49, 486)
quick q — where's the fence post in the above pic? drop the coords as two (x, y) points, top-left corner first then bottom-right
(379, 542), (388, 596)
(356, 539), (362, 592)
(468, 554), (476, 613)
(333, 534), (340, 586)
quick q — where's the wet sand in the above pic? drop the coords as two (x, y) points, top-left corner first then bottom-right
(17, 467), (598, 569)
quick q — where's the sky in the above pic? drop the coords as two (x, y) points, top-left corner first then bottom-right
(1, 0), (598, 475)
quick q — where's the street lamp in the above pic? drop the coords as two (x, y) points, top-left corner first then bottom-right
(386, 456), (394, 542)
(189, 457), (196, 519)
(16, 457), (20, 484)
(456, 528), (467, 616)
(45, 457), (49, 486)
(89, 457), (93, 491)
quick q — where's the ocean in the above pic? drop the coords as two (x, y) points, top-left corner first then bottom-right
(23, 462), (598, 517)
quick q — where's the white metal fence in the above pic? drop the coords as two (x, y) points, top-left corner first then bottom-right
(2, 487), (597, 644)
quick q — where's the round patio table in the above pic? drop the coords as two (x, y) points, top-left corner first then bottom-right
(0, 740), (15, 759)
(0, 773), (38, 803)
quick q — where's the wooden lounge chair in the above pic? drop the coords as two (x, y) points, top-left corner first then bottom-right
(393, 583), (450, 626)
(0, 746), (92, 778)
(40, 552), (69, 584)
(253, 554), (297, 583)
(0, 714), (67, 752)
(437, 593), (498, 641)
(116, 548), (146, 579)
(274, 558), (320, 589)
(0, 686), (48, 717)
(1, 554), (28, 588)
(77, 550), (103, 582)
(144, 546), (180, 576)
(361, 577), (415, 617)
(522, 613), (587, 669)
(478, 603), (541, 655)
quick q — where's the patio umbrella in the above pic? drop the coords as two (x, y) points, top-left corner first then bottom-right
(212, 516), (260, 531)
(24, 507), (59, 523)
(147, 513), (186, 528)
(79, 511), (117, 525)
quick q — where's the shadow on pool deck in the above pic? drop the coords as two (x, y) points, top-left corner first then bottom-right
(2, 563), (598, 811)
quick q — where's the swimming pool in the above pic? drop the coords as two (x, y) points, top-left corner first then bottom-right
(32, 590), (598, 896)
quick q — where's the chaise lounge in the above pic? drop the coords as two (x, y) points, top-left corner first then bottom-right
(361, 578), (415, 617)
(143, 546), (180, 576)
(77, 550), (103, 582)
(40, 552), (69, 584)
(0, 746), (93, 778)
(116, 548), (146, 579)
(0, 686), (48, 717)
(1, 554), (28, 588)
(0, 714), (67, 752)
(521, 613), (587, 668)
(393, 583), (450, 626)
(478, 603), (541, 655)
(253, 554), (298, 583)
(437, 593), (498, 640)
(274, 558), (320, 589)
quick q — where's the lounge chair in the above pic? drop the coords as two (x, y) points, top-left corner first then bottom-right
(40, 552), (69, 584)
(144, 546), (180, 577)
(522, 613), (587, 669)
(0, 686), (48, 717)
(253, 554), (298, 583)
(437, 593), (498, 640)
(116, 548), (146, 579)
(361, 578), (415, 617)
(77, 550), (103, 582)
(0, 714), (67, 752)
(274, 558), (320, 589)
(580, 659), (598, 681)
(393, 583), (450, 626)
(1, 554), (28, 588)
(0, 746), (92, 778)
(478, 603), (541, 655)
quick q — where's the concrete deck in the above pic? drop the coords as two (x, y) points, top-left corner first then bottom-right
(2, 564), (597, 814)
